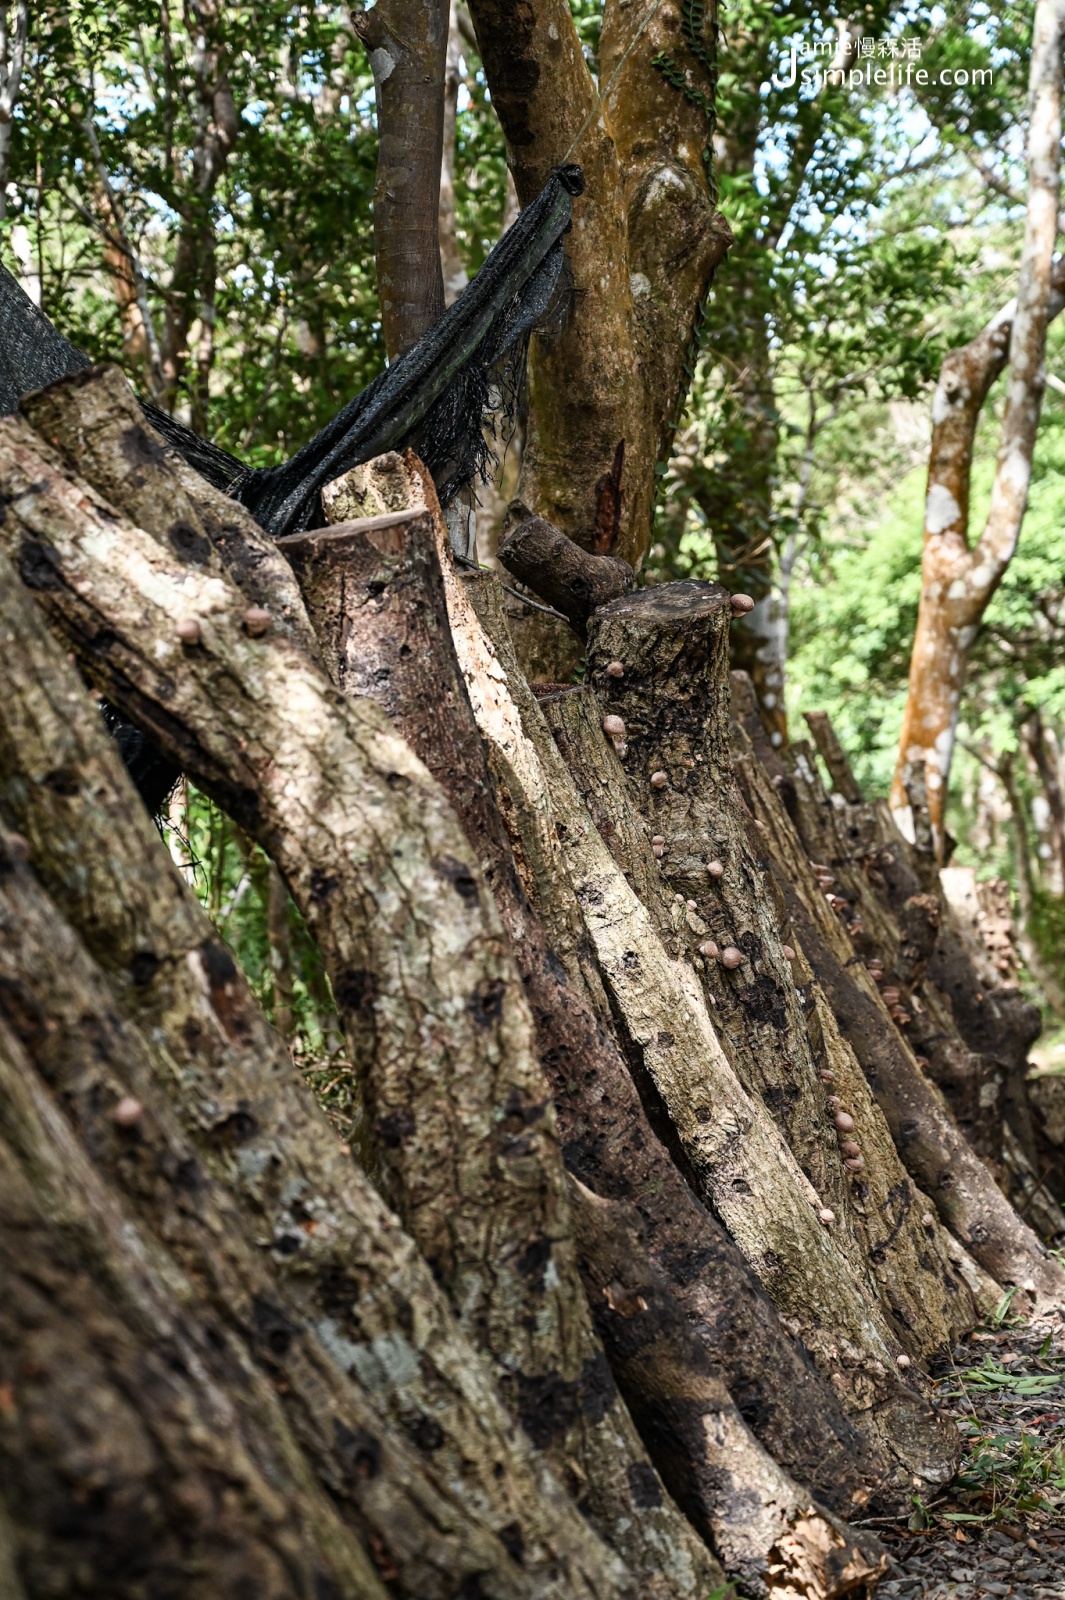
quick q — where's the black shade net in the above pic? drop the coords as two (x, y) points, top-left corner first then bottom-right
(0, 165), (583, 539)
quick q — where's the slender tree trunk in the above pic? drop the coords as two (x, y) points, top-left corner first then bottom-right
(438, 0), (469, 309)
(892, 0), (1065, 846)
(356, 0), (448, 360)
(1023, 709), (1065, 894)
(0, 0), (28, 222)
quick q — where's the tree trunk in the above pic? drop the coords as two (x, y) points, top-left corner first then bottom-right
(465, 0), (728, 568)
(891, 0), (1065, 844)
(159, 0), (238, 415)
(439, 0), (469, 308)
(356, 0), (449, 359)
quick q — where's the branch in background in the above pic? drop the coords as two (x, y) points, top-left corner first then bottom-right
(355, 0), (448, 359)
(159, 0), (238, 424)
(438, 0), (469, 308)
(893, 0), (1065, 848)
(0, 0), (27, 221)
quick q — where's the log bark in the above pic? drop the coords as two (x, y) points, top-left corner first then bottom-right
(0, 388), (719, 1598)
(497, 514), (635, 630)
(452, 590), (956, 1485)
(0, 999), (387, 1600)
(304, 454), (900, 1583)
(0, 552), (635, 1600)
(582, 585), (981, 1362)
(556, 681), (978, 1369)
(731, 695), (1064, 1307)
(273, 466), (724, 1596)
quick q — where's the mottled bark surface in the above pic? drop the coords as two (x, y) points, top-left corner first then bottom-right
(0, 553), (636, 1600)
(584, 585), (979, 1377)
(0, 1001), (385, 1600)
(744, 707), (1064, 1308)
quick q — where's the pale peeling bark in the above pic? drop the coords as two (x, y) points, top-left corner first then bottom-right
(465, 0), (728, 566)
(892, 0), (1065, 844)
(0, 554), (636, 1600)
(355, 0), (449, 358)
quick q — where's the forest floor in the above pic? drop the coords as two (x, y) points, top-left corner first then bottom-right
(868, 1307), (1065, 1598)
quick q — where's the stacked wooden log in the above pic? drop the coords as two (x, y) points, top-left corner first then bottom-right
(0, 365), (1060, 1600)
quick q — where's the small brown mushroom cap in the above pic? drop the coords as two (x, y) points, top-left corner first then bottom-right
(921, 1212), (935, 1228)
(707, 860), (725, 877)
(650, 770), (669, 788)
(614, 741), (629, 758)
(843, 1156), (864, 1172)
(243, 606), (273, 636)
(730, 592), (755, 615)
(685, 899), (697, 911)
(896, 1354), (911, 1369)
(818, 1208), (836, 1225)
(833, 1111), (855, 1134)
(113, 1096), (144, 1127)
(698, 940), (720, 960)
(602, 714), (626, 738)
(651, 835), (666, 847)
(720, 946), (743, 969)
(818, 1069), (836, 1084)
(175, 616), (202, 645)
(782, 944), (796, 962)
(652, 843), (665, 858)
(605, 661), (625, 678)
(825, 1095), (842, 1111)
(839, 1140), (861, 1159)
